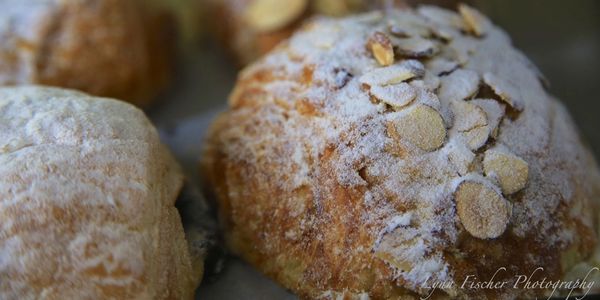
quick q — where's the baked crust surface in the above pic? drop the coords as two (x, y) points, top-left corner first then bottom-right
(203, 7), (600, 299)
(0, 86), (198, 299)
(0, 0), (173, 106)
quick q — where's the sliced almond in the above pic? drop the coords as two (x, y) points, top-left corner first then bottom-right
(393, 37), (438, 58)
(438, 69), (480, 103)
(443, 139), (475, 176)
(395, 104), (446, 151)
(483, 72), (525, 111)
(463, 126), (490, 150)
(458, 4), (488, 37)
(455, 181), (511, 239)
(483, 148), (529, 194)
(359, 60), (425, 86)
(371, 83), (416, 109)
(245, 0), (307, 33)
(470, 99), (505, 138)
(426, 57), (459, 76)
(452, 100), (488, 132)
(386, 11), (431, 38)
(368, 31), (395, 66)
(443, 37), (477, 66)
(410, 88), (452, 128)
(417, 5), (466, 31)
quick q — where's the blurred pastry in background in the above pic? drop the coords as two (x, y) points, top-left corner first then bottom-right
(149, 0), (207, 46)
(0, 0), (175, 107)
(202, 5), (600, 299)
(0, 86), (207, 299)
(205, 0), (468, 66)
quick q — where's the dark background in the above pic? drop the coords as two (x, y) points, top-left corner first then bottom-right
(474, 0), (600, 156)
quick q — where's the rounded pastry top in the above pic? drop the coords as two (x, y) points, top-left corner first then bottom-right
(0, 86), (197, 299)
(206, 5), (600, 298)
(0, 0), (172, 106)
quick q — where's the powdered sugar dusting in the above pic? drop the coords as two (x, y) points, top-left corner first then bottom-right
(213, 5), (600, 299)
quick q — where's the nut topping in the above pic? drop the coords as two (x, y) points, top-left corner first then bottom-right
(458, 4), (488, 37)
(359, 60), (425, 86)
(371, 83), (416, 109)
(394, 104), (446, 151)
(483, 148), (529, 194)
(463, 125), (490, 150)
(393, 37), (438, 58)
(245, 0), (307, 33)
(455, 181), (511, 239)
(451, 100), (488, 132)
(483, 72), (525, 111)
(438, 69), (480, 102)
(368, 31), (395, 66)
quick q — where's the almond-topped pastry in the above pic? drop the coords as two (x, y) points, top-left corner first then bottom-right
(0, 0), (174, 107)
(202, 5), (600, 299)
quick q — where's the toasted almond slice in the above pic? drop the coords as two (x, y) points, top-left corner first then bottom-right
(410, 87), (452, 128)
(386, 11), (432, 38)
(245, 0), (307, 33)
(417, 5), (466, 30)
(395, 104), (446, 151)
(483, 148), (529, 194)
(426, 57), (459, 76)
(463, 125), (490, 150)
(458, 4), (488, 37)
(368, 31), (395, 66)
(482, 73), (525, 111)
(393, 37), (438, 58)
(452, 100), (488, 132)
(455, 181), (511, 239)
(471, 99), (505, 138)
(438, 69), (480, 102)
(444, 36), (477, 66)
(443, 139), (475, 176)
(359, 60), (425, 86)
(371, 83), (416, 109)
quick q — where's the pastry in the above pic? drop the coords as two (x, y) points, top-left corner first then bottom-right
(0, 86), (203, 299)
(203, 5), (600, 299)
(206, 0), (468, 66)
(0, 0), (174, 107)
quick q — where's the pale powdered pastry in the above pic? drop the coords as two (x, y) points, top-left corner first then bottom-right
(0, 86), (203, 299)
(203, 5), (600, 299)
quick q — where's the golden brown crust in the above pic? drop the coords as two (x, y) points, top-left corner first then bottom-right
(0, 0), (174, 107)
(0, 86), (200, 299)
(203, 7), (600, 299)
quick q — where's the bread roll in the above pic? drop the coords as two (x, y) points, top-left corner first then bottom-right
(0, 0), (174, 107)
(0, 86), (200, 299)
(203, 6), (600, 299)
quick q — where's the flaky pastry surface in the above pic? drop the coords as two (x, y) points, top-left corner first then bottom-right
(0, 86), (198, 299)
(203, 6), (600, 300)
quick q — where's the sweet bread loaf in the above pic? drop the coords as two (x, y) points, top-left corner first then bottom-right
(203, 5), (600, 299)
(207, 0), (467, 66)
(0, 86), (201, 299)
(0, 0), (174, 107)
